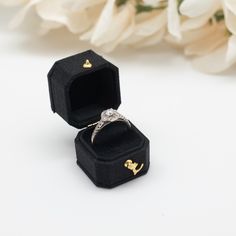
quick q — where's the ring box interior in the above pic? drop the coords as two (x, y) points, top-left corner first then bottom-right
(48, 50), (150, 188)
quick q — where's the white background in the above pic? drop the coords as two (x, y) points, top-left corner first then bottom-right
(1, 6), (236, 236)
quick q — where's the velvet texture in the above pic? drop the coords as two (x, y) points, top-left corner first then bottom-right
(75, 122), (150, 188)
(48, 50), (121, 128)
(48, 50), (150, 188)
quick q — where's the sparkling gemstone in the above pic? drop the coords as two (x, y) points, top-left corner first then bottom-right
(105, 109), (114, 116)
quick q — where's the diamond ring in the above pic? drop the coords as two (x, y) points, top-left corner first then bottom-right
(91, 108), (131, 144)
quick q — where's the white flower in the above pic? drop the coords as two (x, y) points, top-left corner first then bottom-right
(36, 0), (94, 34)
(190, 0), (236, 73)
(192, 35), (236, 73)
(122, 9), (167, 48)
(9, 0), (40, 29)
(165, 0), (236, 73)
(1, 0), (236, 73)
(82, 0), (135, 51)
(167, 0), (221, 37)
(184, 22), (228, 56)
(9, 0), (106, 34)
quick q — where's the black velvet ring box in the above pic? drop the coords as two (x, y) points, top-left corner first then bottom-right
(48, 50), (150, 188)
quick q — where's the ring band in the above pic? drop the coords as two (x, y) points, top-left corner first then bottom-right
(91, 108), (131, 144)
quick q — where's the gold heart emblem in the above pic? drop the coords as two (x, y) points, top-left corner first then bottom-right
(83, 59), (92, 69)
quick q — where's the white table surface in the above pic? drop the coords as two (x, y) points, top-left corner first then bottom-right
(1, 6), (236, 236)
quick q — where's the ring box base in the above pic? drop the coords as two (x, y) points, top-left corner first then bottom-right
(75, 123), (150, 188)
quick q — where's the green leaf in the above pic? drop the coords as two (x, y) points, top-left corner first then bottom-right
(177, 0), (184, 14)
(136, 3), (166, 14)
(214, 10), (224, 22)
(177, 0), (184, 6)
(116, 0), (128, 7)
(209, 9), (225, 24)
(136, 4), (155, 14)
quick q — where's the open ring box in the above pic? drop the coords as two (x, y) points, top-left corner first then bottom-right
(48, 50), (150, 188)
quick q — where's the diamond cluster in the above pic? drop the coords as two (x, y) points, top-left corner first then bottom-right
(101, 108), (119, 122)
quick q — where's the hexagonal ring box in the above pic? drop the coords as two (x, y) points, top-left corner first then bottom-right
(48, 50), (150, 188)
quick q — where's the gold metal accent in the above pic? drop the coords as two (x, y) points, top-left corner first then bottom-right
(124, 160), (144, 176)
(83, 59), (92, 68)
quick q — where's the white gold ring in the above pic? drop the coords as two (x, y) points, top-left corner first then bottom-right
(91, 108), (131, 144)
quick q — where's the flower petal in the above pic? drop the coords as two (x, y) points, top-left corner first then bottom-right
(224, 0), (236, 14)
(142, 0), (163, 7)
(9, 0), (40, 28)
(179, 0), (217, 17)
(80, 28), (94, 41)
(192, 42), (236, 73)
(184, 23), (228, 56)
(91, 1), (135, 46)
(181, 4), (220, 31)
(66, 0), (106, 11)
(226, 35), (236, 64)
(167, 0), (181, 39)
(90, 0), (116, 44)
(132, 28), (165, 48)
(38, 21), (61, 35)
(101, 22), (134, 52)
(134, 9), (167, 36)
(35, 0), (98, 33)
(224, 1), (236, 35)
(166, 23), (216, 47)
(0, 0), (29, 6)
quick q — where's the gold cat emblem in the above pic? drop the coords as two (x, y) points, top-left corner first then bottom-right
(124, 160), (144, 176)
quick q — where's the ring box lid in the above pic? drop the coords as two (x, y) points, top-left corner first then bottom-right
(48, 50), (121, 129)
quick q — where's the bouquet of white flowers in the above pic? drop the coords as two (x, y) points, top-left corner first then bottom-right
(1, 0), (236, 73)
